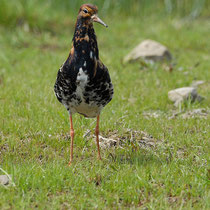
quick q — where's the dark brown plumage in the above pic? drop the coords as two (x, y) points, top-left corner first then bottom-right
(54, 4), (113, 165)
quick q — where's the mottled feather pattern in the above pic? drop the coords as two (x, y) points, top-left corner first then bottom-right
(54, 5), (113, 118)
(54, 57), (113, 117)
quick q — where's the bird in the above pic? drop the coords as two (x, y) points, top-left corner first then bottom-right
(54, 4), (114, 165)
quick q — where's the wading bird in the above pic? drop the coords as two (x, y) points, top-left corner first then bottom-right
(54, 4), (114, 165)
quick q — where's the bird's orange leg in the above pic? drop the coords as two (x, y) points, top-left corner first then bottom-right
(68, 114), (74, 166)
(95, 115), (102, 160)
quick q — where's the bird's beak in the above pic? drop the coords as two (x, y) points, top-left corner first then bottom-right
(91, 14), (108, 28)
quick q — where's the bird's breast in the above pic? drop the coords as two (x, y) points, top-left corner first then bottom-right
(76, 67), (88, 85)
(75, 67), (89, 102)
(71, 67), (102, 117)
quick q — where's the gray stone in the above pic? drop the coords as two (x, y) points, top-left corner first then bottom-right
(168, 87), (203, 107)
(0, 175), (9, 185)
(191, 80), (205, 87)
(124, 39), (172, 63)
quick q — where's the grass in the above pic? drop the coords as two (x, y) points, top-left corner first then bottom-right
(0, 1), (210, 209)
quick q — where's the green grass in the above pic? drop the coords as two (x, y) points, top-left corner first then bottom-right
(1, 0), (210, 30)
(0, 1), (210, 209)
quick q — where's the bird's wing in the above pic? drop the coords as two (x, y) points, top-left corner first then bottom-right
(93, 59), (111, 82)
(90, 59), (114, 104)
(54, 46), (77, 103)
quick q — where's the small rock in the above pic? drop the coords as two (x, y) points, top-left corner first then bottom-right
(191, 80), (205, 87)
(124, 39), (172, 63)
(178, 67), (184, 71)
(183, 71), (189, 75)
(0, 175), (9, 185)
(168, 87), (203, 107)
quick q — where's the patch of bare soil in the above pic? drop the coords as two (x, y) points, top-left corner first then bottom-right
(85, 129), (163, 150)
(143, 108), (209, 120)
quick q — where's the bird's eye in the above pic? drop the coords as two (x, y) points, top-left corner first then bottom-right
(83, 9), (88, 14)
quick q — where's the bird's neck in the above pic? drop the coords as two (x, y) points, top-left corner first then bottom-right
(73, 18), (99, 60)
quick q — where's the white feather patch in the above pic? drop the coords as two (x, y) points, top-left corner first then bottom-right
(90, 51), (93, 59)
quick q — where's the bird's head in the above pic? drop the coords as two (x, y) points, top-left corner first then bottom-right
(78, 4), (108, 28)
